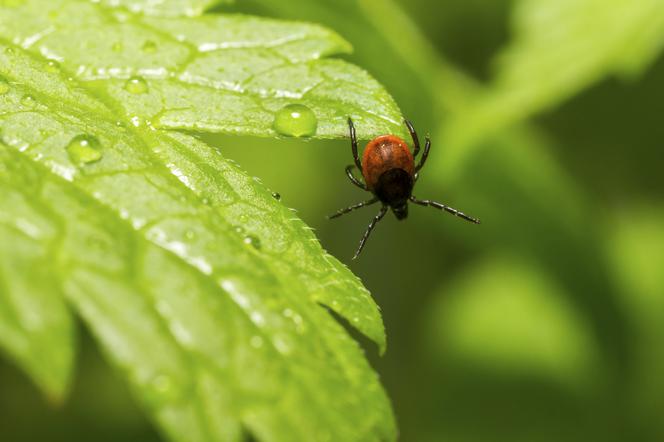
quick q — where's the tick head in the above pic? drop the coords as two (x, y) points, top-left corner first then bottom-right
(392, 203), (408, 220)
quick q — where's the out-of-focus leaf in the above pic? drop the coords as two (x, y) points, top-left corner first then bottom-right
(441, 0), (664, 174)
(428, 256), (601, 386)
(0, 190), (75, 400)
(0, 21), (395, 442)
(0, 0), (403, 139)
(606, 206), (664, 439)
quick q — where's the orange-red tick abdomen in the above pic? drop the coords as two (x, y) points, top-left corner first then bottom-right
(361, 135), (414, 190)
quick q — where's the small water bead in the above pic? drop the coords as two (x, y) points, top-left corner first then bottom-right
(273, 104), (317, 137)
(66, 134), (103, 165)
(271, 192), (281, 200)
(45, 59), (60, 73)
(250, 335), (264, 349)
(243, 235), (261, 250)
(142, 40), (157, 53)
(20, 94), (36, 107)
(124, 76), (148, 94)
(0, 78), (9, 95)
(111, 41), (123, 52)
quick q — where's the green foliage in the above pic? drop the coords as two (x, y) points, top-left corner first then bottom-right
(428, 256), (600, 386)
(0, 0), (403, 139)
(0, 0), (400, 440)
(2, 0), (664, 441)
(441, 0), (664, 174)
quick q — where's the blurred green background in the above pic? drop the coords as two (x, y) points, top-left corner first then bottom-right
(2, 0), (664, 441)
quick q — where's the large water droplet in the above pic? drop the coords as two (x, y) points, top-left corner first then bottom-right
(66, 134), (103, 165)
(124, 76), (148, 94)
(243, 235), (261, 250)
(273, 104), (317, 137)
(0, 77), (9, 95)
(142, 40), (157, 53)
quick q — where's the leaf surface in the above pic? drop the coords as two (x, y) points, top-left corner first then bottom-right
(0, 0), (402, 139)
(0, 1), (398, 439)
(442, 0), (664, 173)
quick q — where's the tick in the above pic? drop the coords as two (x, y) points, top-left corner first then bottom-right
(328, 118), (480, 259)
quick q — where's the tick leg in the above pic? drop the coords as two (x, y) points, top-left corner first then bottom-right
(345, 165), (368, 190)
(353, 206), (388, 260)
(348, 117), (362, 171)
(410, 196), (480, 224)
(405, 120), (420, 158)
(327, 198), (378, 219)
(415, 136), (431, 172)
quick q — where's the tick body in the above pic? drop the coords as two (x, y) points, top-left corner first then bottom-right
(329, 118), (480, 259)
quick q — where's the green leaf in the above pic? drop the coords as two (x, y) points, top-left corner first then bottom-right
(0, 0), (402, 139)
(0, 181), (75, 400)
(95, 0), (229, 17)
(0, 6), (396, 442)
(426, 255), (601, 387)
(605, 206), (664, 436)
(442, 0), (664, 173)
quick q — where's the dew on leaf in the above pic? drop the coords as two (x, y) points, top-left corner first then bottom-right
(243, 235), (261, 250)
(142, 40), (157, 53)
(250, 335), (264, 348)
(124, 76), (148, 94)
(45, 59), (60, 73)
(273, 104), (317, 137)
(142, 373), (186, 405)
(272, 192), (281, 200)
(20, 94), (36, 107)
(66, 134), (103, 165)
(233, 225), (245, 235)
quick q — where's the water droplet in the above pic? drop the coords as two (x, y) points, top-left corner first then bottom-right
(111, 41), (123, 52)
(273, 104), (317, 137)
(184, 230), (196, 240)
(142, 373), (186, 404)
(0, 78), (9, 95)
(4, 47), (14, 55)
(142, 40), (157, 53)
(45, 59), (60, 73)
(20, 94), (35, 107)
(243, 235), (261, 250)
(201, 197), (211, 205)
(124, 76), (148, 94)
(233, 225), (245, 235)
(250, 335), (264, 348)
(271, 192), (281, 200)
(66, 134), (103, 165)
